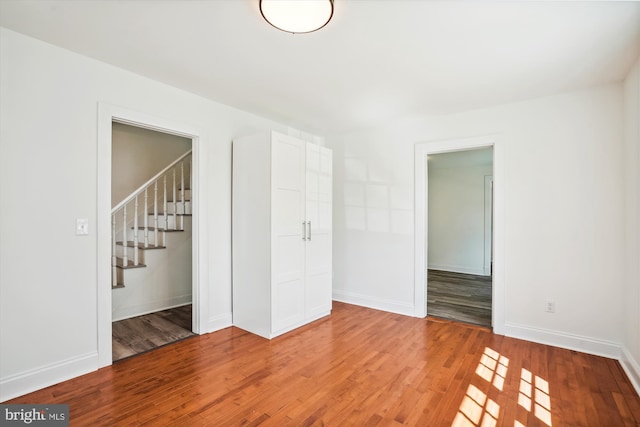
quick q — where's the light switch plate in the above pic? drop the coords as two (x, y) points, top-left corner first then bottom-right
(76, 218), (89, 235)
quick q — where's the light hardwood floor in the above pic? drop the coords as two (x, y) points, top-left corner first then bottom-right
(112, 305), (194, 361)
(428, 269), (492, 328)
(7, 302), (640, 426)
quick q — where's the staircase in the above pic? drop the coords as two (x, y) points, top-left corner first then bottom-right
(112, 151), (192, 289)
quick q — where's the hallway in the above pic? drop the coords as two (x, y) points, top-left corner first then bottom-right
(427, 269), (492, 328)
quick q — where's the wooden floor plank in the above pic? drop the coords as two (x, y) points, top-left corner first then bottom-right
(428, 269), (492, 328)
(111, 304), (195, 361)
(5, 302), (640, 426)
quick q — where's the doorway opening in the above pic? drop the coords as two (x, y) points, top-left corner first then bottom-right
(413, 134), (504, 334)
(426, 148), (493, 328)
(97, 103), (207, 368)
(110, 123), (194, 361)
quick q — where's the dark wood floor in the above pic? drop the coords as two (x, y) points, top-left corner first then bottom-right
(8, 302), (640, 426)
(112, 304), (194, 361)
(428, 269), (492, 328)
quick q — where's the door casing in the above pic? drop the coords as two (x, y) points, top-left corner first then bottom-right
(97, 103), (208, 367)
(414, 134), (505, 334)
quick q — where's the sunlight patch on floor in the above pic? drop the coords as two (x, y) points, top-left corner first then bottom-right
(453, 347), (552, 427)
(518, 368), (552, 426)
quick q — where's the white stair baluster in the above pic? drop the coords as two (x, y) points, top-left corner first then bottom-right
(122, 204), (128, 266)
(180, 161), (185, 230)
(133, 196), (139, 265)
(163, 175), (168, 231)
(172, 168), (177, 230)
(143, 188), (149, 248)
(112, 214), (117, 288)
(154, 181), (159, 247)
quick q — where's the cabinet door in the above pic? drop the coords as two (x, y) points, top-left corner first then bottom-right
(305, 144), (333, 318)
(271, 134), (306, 333)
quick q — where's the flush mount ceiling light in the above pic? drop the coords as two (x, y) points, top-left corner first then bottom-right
(260, 0), (334, 34)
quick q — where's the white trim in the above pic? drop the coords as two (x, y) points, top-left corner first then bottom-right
(97, 102), (209, 368)
(333, 290), (415, 317)
(484, 175), (493, 276)
(427, 265), (487, 276)
(112, 298), (193, 322)
(414, 134), (505, 334)
(0, 352), (98, 402)
(621, 346), (640, 396)
(204, 312), (233, 333)
(504, 322), (621, 359)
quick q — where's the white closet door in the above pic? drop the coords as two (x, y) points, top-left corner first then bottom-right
(271, 134), (306, 332)
(305, 144), (333, 317)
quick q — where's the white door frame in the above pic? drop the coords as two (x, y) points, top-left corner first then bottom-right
(484, 175), (493, 276)
(97, 103), (208, 367)
(414, 134), (505, 334)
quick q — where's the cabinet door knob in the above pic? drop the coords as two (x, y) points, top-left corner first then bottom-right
(307, 221), (312, 241)
(302, 221), (307, 240)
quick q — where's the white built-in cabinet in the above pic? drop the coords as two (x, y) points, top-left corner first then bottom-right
(232, 131), (332, 339)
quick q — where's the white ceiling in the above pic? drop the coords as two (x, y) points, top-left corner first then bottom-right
(1, 1), (638, 135)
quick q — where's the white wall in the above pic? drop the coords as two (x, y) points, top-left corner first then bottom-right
(0, 28), (288, 400)
(622, 57), (640, 390)
(328, 83), (625, 355)
(111, 122), (191, 207)
(428, 159), (492, 275)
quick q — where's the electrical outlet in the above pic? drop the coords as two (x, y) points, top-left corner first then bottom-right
(545, 300), (555, 313)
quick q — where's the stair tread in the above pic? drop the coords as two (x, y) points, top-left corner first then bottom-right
(131, 226), (183, 232)
(115, 257), (147, 269)
(147, 213), (192, 216)
(116, 241), (166, 249)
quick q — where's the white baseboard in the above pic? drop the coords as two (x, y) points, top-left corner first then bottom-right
(270, 311), (331, 339)
(204, 312), (233, 333)
(621, 346), (640, 396)
(112, 296), (192, 322)
(503, 321), (621, 359)
(0, 352), (98, 402)
(428, 264), (487, 276)
(332, 290), (414, 316)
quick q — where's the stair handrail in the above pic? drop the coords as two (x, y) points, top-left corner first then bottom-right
(112, 149), (193, 214)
